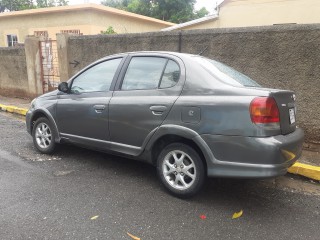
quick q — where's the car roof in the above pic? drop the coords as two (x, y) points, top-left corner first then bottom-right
(103, 51), (199, 60)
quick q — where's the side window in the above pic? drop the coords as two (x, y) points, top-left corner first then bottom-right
(121, 57), (167, 90)
(159, 60), (180, 88)
(71, 58), (122, 94)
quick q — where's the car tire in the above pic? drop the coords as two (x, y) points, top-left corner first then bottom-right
(32, 117), (56, 154)
(157, 143), (205, 198)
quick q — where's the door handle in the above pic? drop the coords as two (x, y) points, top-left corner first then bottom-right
(93, 105), (106, 113)
(150, 105), (167, 115)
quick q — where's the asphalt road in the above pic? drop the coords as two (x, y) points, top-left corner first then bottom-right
(0, 112), (320, 240)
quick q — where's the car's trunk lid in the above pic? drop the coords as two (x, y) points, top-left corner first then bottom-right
(270, 90), (297, 135)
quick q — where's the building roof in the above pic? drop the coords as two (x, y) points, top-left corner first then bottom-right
(0, 3), (175, 26)
(161, 14), (218, 31)
(160, 0), (230, 31)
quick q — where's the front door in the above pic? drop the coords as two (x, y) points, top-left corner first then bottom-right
(56, 58), (123, 145)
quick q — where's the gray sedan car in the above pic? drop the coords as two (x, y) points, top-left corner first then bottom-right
(26, 51), (304, 197)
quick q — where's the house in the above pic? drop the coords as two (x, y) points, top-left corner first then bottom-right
(161, 14), (218, 31)
(162, 0), (320, 31)
(0, 3), (174, 47)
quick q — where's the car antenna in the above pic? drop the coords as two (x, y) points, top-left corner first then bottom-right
(198, 46), (208, 56)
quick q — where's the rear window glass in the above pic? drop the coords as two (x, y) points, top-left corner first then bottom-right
(121, 57), (167, 90)
(194, 57), (260, 87)
(159, 60), (180, 88)
(121, 57), (180, 90)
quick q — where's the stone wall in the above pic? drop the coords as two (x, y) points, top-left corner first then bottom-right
(0, 47), (29, 98)
(62, 31), (181, 78)
(0, 36), (43, 99)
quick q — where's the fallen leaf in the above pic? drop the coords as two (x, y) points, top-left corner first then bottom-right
(232, 210), (243, 219)
(127, 232), (141, 240)
(199, 214), (207, 220)
(90, 215), (99, 220)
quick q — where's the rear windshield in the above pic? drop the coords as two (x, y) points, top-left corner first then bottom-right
(194, 57), (261, 87)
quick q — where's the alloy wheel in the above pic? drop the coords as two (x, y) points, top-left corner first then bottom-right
(162, 150), (196, 190)
(35, 123), (52, 149)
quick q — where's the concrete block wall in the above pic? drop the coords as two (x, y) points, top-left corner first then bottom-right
(0, 47), (29, 98)
(24, 37), (43, 98)
(63, 31), (181, 78)
(0, 36), (43, 99)
(61, 24), (319, 143)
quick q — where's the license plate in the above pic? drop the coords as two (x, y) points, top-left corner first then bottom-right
(289, 108), (295, 124)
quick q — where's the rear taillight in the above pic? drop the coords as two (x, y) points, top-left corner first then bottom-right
(250, 97), (280, 124)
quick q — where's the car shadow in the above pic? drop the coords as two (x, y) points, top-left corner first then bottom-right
(49, 144), (288, 205)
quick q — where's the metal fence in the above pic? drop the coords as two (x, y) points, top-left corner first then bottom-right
(39, 40), (60, 93)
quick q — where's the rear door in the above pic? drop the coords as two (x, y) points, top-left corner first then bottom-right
(108, 54), (185, 154)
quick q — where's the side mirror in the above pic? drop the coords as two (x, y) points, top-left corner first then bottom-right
(58, 82), (69, 93)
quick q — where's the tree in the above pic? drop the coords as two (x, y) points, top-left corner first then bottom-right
(36, 0), (68, 7)
(36, 0), (55, 8)
(0, 0), (68, 12)
(101, 26), (117, 34)
(101, 0), (209, 23)
(55, 0), (68, 6)
(102, 0), (129, 9)
(0, 0), (34, 12)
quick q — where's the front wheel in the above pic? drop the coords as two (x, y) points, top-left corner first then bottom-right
(157, 143), (205, 198)
(32, 117), (56, 154)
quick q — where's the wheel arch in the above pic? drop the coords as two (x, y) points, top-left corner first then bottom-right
(30, 108), (60, 142)
(145, 125), (212, 172)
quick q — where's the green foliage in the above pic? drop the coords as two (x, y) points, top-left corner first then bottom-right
(101, 0), (129, 9)
(56, 0), (68, 6)
(101, 0), (209, 23)
(0, 0), (68, 12)
(101, 26), (117, 34)
(36, 0), (55, 8)
(195, 7), (209, 19)
(0, 0), (33, 12)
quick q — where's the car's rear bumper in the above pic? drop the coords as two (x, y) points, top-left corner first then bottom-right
(198, 128), (304, 178)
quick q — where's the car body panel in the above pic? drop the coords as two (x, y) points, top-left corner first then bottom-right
(162, 94), (281, 137)
(56, 91), (111, 141)
(108, 53), (186, 147)
(55, 56), (125, 143)
(26, 91), (60, 141)
(109, 93), (179, 147)
(202, 128), (304, 177)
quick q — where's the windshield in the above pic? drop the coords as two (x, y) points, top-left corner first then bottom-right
(194, 57), (261, 87)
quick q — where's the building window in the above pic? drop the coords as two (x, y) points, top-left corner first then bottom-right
(7, 34), (18, 47)
(60, 29), (83, 35)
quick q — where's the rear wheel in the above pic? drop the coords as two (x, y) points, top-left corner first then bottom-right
(157, 143), (205, 198)
(32, 117), (56, 154)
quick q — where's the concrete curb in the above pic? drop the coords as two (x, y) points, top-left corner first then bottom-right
(0, 103), (319, 181)
(0, 104), (28, 116)
(288, 162), (320, 181)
